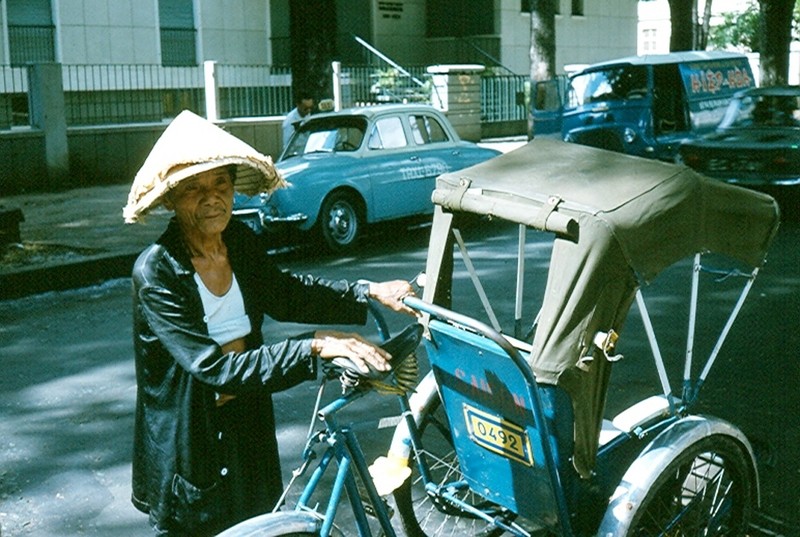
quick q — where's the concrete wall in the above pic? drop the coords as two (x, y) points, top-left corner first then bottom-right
(0, 118), (284, 196)
(195, 1), (271, 64)
(496, 0), (639, 75)
(57, 1), (159, 64)
(0, 130), (48, 194)
(371, 0), (428, 65)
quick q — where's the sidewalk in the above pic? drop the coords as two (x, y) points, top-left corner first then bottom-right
(0, 183), (172, 300)
(0, 138), (527, 301)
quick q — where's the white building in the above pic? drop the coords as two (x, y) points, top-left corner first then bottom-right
(1, 0), (639, 75)
(0, 0), (273, 66)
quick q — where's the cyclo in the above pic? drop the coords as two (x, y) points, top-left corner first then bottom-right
(220, 139), (779, 536)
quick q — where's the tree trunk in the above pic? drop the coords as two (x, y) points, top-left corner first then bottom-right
(529, 0), (556, 82)
(758, 0), (795, 85)
(668, 0), (695, 51)
(697, 0), (713, 49)
(289, 0), (337, 103)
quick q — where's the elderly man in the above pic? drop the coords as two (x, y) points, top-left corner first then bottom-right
(124, 110), (415, 536)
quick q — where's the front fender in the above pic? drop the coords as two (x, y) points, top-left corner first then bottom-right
(596, 414), (759, 536)
(215, 511), (324, 536)
(273, 157), (370, 230)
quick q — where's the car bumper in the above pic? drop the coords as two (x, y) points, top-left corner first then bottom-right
(726, 176), (800, 187)
(232, 208), (308, 232)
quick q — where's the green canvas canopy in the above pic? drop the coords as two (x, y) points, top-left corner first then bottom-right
(424, 138), (780, 476)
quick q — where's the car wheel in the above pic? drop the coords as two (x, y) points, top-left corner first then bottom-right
(318, 191), (363, 251)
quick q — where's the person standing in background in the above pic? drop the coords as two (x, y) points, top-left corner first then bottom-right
(282, 93), (315, 149)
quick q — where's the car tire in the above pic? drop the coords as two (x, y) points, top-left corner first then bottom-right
(318, 191), (363, 251)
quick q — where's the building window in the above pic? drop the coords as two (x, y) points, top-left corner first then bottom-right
(571, 0), (584, 16)
(159, 0), (197, 66)
(6, 0), (55, 66)
(642, 28), (658, 52)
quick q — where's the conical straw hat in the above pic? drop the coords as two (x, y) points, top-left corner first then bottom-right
(123, 110), (286, 223)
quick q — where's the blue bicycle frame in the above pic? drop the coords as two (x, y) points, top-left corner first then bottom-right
(290, 386), (397, 537)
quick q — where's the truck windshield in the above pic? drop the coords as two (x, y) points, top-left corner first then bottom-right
(567, 66), (648, 107)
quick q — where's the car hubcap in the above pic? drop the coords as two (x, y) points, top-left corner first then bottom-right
(327, 202), (356, 244)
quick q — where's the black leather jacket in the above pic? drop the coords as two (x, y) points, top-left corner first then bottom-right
(130, 219), (369, 534)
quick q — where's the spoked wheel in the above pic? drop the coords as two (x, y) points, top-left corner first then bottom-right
(318, 191), (363, 251)
(392, 399), (517, 536)
(626, 435), (753, 536)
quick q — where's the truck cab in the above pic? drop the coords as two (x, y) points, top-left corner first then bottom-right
(532, 51), (755, 161)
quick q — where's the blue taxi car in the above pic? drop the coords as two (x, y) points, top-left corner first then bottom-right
(232, 104), (500, 250)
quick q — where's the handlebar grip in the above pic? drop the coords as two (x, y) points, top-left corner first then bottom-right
(330, 323), (423, 380)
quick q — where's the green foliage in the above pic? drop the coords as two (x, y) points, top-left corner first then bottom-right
(708, 0), (800, 52)
(708, 2), (761, 51)
(369, 68), (432, 104)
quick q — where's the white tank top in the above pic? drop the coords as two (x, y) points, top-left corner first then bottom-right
(194, 272), (251, 346)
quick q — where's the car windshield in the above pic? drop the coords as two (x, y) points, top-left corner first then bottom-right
(567, 65), (648, 106)
(282, 116), (368, 159)
(719, 92), (800, 129)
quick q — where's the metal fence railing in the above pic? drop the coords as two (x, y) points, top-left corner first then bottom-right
(216, 64), (292, 118)
(0, 65), (29, 129)
(62, 64), (205, 125)
(0, 62), (527, 131)
(339, 65), (431, 107)
(481, 74), (528, 122)
(7, 25), (56, 66)
(160, 28), (198, 67)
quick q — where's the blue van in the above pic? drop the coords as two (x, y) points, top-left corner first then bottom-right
(531, 51), (756, 161)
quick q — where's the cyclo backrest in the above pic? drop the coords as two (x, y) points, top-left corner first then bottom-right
(424, 317), (574, 528)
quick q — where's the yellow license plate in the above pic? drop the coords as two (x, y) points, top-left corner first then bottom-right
(463, 404), (533, 467)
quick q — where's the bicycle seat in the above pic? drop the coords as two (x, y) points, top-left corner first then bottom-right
(330, 323), (423, 380)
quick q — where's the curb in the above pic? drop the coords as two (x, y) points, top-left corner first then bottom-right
(0, 253), (138, 300)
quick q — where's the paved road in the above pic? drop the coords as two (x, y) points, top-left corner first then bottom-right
(1, 218), (798, 536)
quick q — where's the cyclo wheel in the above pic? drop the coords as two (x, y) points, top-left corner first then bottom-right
(392, 397), (511, 537)
(625, 434), (754, 536)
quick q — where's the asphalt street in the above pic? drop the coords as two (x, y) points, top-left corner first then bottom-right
(1, 136), (798, 536)
(2, 217), (799, 536)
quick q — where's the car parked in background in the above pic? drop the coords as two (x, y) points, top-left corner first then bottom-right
(233, 104), (501, 250)
(678, 86), (800, 210)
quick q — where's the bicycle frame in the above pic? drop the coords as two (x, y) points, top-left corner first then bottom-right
(286, 384), (398, 537)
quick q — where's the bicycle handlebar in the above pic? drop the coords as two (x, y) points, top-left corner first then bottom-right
(325, 322), (423, 383)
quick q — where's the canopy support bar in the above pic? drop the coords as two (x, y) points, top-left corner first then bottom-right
(453, 228), (502, 332)
(635, 290), (677, 414)
(691, 267), (759, 404)
(683, 254), (701, 402)
(515, 224), (526, 339)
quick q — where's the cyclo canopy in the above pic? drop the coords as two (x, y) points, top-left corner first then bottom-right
(422, 138), (780, 477)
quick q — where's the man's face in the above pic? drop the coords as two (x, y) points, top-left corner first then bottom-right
(165, 167), (235, 236)
(298, 98), (314, 117)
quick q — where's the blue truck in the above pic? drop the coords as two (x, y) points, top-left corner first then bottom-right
(530, 51), (756, 161)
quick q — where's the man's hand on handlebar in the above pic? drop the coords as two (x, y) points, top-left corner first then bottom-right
(368, 280), (419, 317)
(312, 330), (391, 376)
